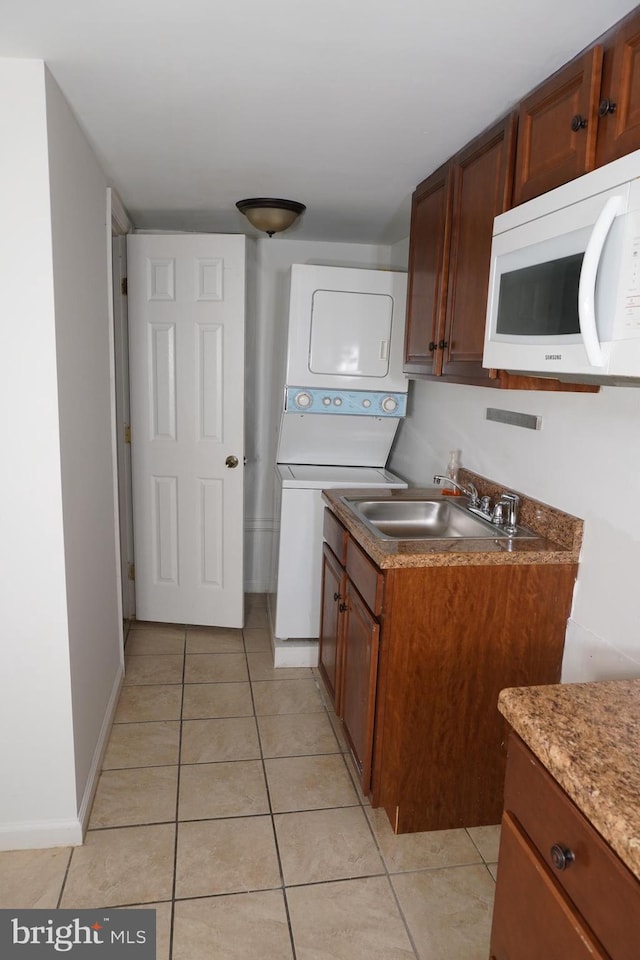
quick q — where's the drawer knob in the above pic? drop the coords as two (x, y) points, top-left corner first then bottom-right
(550, 843), (575, 871)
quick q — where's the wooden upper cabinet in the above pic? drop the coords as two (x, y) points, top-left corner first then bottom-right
(441, 114), (516, 383)
(596, 6), (640, 166)
(403, 163), (452, 377)
(513, 46), (603, 205)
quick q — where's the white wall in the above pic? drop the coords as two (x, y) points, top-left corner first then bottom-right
(0, 60), (79, 848)
(45, 69), (124, 814)
(244, 237), (393, 591)
(0, 60), (123, 849)
(390, 375), (640, 684)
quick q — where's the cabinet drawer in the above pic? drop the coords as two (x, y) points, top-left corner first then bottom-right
(346, 537), (383, 615)
(491, 812), (607, 960)
(323, 509), (348, 565)
(505, 734), (640, 960)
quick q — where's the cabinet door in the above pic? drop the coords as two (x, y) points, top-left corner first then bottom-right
(440, 114), (516, 383)
(513, 47), (603, 205)
(490, 813), (608, 960)
(403, 163), (452, 378)
(340, 581), (379, 795)
(318, 544), (346, 714)
(596, 7), (640, 166)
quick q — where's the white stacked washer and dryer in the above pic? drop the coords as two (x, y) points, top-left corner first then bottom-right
(269, 264), (409, 666)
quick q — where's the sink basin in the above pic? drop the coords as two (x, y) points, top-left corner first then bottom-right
(345, 497), (539, 541)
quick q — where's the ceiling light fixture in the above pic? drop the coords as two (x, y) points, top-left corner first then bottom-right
(235, 198), (306, 237)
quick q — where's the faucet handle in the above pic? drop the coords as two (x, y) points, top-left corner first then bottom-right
(466, 482), (480, 507)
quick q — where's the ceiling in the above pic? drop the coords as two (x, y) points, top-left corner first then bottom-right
(2, 0), (638, 244)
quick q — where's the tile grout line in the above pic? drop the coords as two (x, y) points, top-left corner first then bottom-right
(246, 627), (299, 960)
(315, 671), (423, 959)
(167, 623), (188, 960)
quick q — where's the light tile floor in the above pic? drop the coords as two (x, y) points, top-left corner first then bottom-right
(0, 595), (499, 959)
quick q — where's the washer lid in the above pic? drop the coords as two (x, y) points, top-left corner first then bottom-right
(277, 464), (407, 488)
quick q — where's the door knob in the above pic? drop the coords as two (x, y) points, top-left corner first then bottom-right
(225, 455), (239, 468)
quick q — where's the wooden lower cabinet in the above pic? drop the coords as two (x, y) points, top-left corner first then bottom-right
(319, 520), (383, 794)
(491, 734), (640, 960)
(319, 508), (579, 834)
(490, 813), (607, 960)
(340, 579), (379, 795)
(318, 543), (346, 713)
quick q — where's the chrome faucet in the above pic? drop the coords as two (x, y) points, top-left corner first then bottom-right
(432, 475), (479, 506)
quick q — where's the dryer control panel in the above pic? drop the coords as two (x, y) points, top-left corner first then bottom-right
(285, 387), (407, 417)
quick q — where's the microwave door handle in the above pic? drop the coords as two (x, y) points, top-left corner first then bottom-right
(578, 194), (624, 367)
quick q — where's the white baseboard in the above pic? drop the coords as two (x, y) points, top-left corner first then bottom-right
(0, 818), (83, 852)
(0, 666), (124, 852)
(244, 518), (275, 594)
(77, 665), (125, 837)
(273, 636), (319, 668)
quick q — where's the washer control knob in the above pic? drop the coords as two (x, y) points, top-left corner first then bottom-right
(294, 392), (312, 409)
(381, 395), (399, 413)
(322, 396), (332, 406)
(333, 397), (343, 406)
(362, 398), (372, 408)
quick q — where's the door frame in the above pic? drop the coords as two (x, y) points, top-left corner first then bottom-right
(107, 188), (135, 625)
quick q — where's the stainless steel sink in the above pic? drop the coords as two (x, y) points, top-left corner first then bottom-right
(345, 497), (539, 541)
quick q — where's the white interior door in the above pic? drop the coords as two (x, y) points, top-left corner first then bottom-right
(128, 234), (246, 627)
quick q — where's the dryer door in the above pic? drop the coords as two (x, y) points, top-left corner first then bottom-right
(285, 264), (408, 391)
(309, 289), (392, 377)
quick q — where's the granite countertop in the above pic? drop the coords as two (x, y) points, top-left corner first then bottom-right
(499, 679), (640, 881)
(322, 469), (582, 569)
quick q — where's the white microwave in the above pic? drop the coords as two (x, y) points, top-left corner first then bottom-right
(483, 149), (640, 384)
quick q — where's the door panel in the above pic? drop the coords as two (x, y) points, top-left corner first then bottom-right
(596, 8), (640, 165)
(513, 47), (603, 205)
(128, 234), (245, 627)
(341, 583), (380, 795)
(403, 163), (452, 377)
(318, 544), (346, 713)
(441, 114), (516, 382)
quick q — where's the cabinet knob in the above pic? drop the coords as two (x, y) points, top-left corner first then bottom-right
(438, 339), (448, 350)
(333, 592), (342, 602)
(598, 97), (617, 117)
(428, 341), (436, 352)
(550, 843), (575, 871)
(570, 114), (587, 132)
(339, 602), (348, 613)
